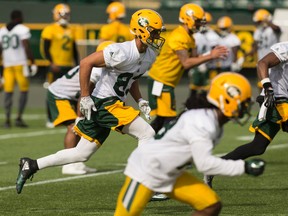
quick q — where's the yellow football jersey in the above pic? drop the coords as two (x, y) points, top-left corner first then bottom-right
(99, 21), (134, 42)
(148, 25), (195, 87)
(40, 23), (77, 66)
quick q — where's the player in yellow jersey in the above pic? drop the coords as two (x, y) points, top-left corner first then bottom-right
(40, 3), (79, 128)
(41, 3), (79, 83)
(99, 1), (134, 43)
(148, 3), (228, 134)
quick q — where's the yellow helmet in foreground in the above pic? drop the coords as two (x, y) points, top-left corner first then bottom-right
(130, 9), (166, 50)
(207, 72), (252, 124)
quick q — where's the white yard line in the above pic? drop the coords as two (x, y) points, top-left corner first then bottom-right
(0, 169), (123, 192)
(0, 114), (46, 120)
(0, 129), (66, 140)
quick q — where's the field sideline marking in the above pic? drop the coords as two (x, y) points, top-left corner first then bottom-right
(0, 129), (66, 140)
(0, 169), (123, 192)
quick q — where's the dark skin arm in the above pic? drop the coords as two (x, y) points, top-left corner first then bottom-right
(257, 52), (280, 80)
(129, 80), (142, 103)
(22, 38), (34, 64)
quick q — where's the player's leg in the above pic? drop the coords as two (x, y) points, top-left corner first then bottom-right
(168, 172), (222, 216)
(3, 66), (15, 128)
(15, 65), (29, 127)
(122, 116), (155, 145)
(114, 176), (154, 216)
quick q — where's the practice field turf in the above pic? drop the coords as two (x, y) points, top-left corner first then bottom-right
(0, 107), (288, 216)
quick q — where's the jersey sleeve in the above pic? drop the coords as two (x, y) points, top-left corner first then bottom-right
(103, 44), (128, 68)
(270, 42), (288, 62)
(18, 25), (31, 40)
(41, 25), (53, 40)
(169, 31), (191, 51)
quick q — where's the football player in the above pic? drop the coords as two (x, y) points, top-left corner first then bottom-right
(45, 41), (114, 175)
(40, 3), (79, 128)
(0, 10), (37, 128)
(16, 9), (165, 194)
(215, 16), (243, 73)
(114, 72), (265, 216)
(246, 9), (281, 91)
(99, 1), (134, 43)
(205, 41), (288, 188)
(147, 3), (228, 134)
(186, 12), (220, 109)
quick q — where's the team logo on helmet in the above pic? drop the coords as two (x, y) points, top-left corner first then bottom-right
(138, 17), (149, 27)
(226, 86), (240, 98)
(186, 9), (194, 17)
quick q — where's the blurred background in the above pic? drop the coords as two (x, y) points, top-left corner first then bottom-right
(0, 0), (288, 108)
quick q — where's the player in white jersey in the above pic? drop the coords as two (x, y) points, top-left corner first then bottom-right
(16, 9), (166, 194)
(0, 10), (37, 128)
(187, 12), (220, 109)
(215, 16), (242, 72)
(114, 72), (265, 216)
(205, 41), (288, 188)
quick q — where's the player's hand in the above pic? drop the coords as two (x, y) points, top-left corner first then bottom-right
(231, 62), (241, 72)
(210, 46), (228, 60)
(244, 158), (265, 176)
(263, 82), (275, 108)
(80, 96), (97, 120)
(30, 64), (38, 76)
(138, 98), (151, 120)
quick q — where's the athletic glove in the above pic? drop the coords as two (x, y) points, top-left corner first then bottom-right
(80, 96), (97, 121)
(244, 158), (265, 176)
(138, 98), (151, 120)
(263, 81), (275, 108)
(30, 64), (38, 76)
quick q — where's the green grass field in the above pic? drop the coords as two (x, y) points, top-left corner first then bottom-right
(0, 107), (288, 216)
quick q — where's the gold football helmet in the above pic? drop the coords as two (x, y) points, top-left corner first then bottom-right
(207, 72), (252, 124)
(179, 3), (205, 33)
(106, 2), (126, 23)
(253, 9), (272, 23)
(204, 12), (213, 24)
(96, 40), (115, 52)
(53, 3), (70, 26)
(130, 9), (166, 50)
(217, 16), (233, 36)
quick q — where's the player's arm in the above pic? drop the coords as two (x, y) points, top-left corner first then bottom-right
(79, 51), (105, 97)
(267, 21), (281, 34)
(129, 80), (142, 103)
(43, 39), (53, 63)
(257, 52), (280, 80)
(22, 38), (34, 64)
(72, 41), (79, 65)
(176, 46), (228, 70)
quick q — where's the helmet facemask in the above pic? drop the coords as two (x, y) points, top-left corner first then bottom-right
(231, 98), (253, 126)
(145, 26), (166, 50)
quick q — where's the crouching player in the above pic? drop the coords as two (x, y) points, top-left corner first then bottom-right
(114, 72), (265, 216)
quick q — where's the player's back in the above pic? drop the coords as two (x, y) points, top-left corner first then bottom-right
(99, 21), (134, 42)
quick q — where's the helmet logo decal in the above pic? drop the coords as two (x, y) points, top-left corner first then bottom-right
(138, 17), (149, 27)
(226, 86), (240, 98)
(186, 9), (194, 17)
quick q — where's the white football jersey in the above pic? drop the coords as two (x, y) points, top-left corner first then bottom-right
(48, 66), (102, 101)
(260, 42), (288, 98)
(194, 29), (220, 69)
(217, 33), (241, 68)
(92, 40), (156, 101)
(0, 24), (31, 67)
(254, 27), (280, 60)
(124, 109), (245, 193)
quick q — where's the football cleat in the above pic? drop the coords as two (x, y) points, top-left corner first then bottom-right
(16, 158), (37, 194)
(203, 175), (214, 188)
(150, 192), (170, 202)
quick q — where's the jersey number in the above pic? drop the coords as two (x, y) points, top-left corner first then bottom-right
(1, 34), (20, 50)
(62, 35), (71, 51)
(113, 72), (142, 97)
